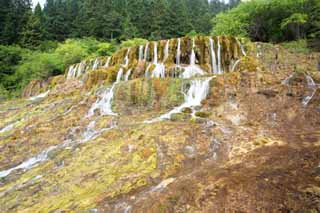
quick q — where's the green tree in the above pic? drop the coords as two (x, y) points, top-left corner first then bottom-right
(166, 0), (192, 37)
(20, 4), (46, 48)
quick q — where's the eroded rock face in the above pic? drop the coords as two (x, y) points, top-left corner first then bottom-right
(0, 37), (320, 212)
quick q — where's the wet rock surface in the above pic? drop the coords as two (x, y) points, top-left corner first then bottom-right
(0, 37), (319, 212)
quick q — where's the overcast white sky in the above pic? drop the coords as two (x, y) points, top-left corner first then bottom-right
(32, 0), (45, 8)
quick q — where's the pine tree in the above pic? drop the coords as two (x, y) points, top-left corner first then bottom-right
(20, 3), (45, 48)
(0, 0), (32, 44)
(148, 0), (169, 40)
(166, 0), (192, 38)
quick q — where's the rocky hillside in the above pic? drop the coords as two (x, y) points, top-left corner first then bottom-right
(0, 36), (319, 212)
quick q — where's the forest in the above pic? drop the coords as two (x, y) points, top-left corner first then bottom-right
(0, 0), (319, 98)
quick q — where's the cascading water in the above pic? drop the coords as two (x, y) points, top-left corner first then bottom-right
(124, 48), (131, 67)
(92, 58), (100, 70)
(28, 90), (50, 101)
(144, 43), (149, 61)
(163, 40), (170, 63)
(303, 75), (317, 106)
(67, 65), (76, 80)
(104, 57), (111, 68)
(237, 38), (247, 56)
(139, 45), (144, 61)
(0, 145), (57, 178)
(231, 59), (241, 72)
(144, 77), (213, 123)
(181, 39), (204, 79)
(151, 41), (169, 78)
(209, 38), (218, 74)
(87, 49), (130, 117)
(176, 38), (181, 66)
(0, 123), (14, 134)
(125, 69), (132, 81)
(87, 69), (123, 117)
(217, 36), (223, 74)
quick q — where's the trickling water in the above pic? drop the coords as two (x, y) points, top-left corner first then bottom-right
(0, 123), (14, 134)
(76, 62), (86, 78)
(190, 39), (196, 66)
(145, 77), (212, 123)
(67, 65), (76, 80)
(0, 145), (57, 178)
(151, 41), (170, 78)
(209, 38), (218, 74)
(125, 69), (132, 81)
(88, 66), (124, 117)
(151, 64), (166, 78)
(153, 42), (158, 64)
(237, 38), (247, 56)
(176, 38), (181, 66)
(92, 58), (100, 70)
(124, 48), (131, 67)
(181, 39), (204, 79)
(139, 45), (144, 61)
(303, 75), (317, 106)
(145, 64), (152, 78)
(28, 90), (50, 101)
(231, 59), (241, 72)
(144, 43), (149, 61)
(163, 40), (170, 63)
(217, 36), (223, 74)
(104, 57), (111, 68)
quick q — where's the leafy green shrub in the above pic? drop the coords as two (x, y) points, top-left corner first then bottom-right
(281, 39), (310, 54)
(97, 42), (117, 56)
(120, 38), (148, 48)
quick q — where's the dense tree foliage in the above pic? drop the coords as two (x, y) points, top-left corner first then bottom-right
(0, 38), (116, 98)
(0, 0), (232, 46)
(211, 0), (320, 45)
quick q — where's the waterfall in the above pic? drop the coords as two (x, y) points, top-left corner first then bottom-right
(104, 57), (111, 68)
(145, 64), (152, 78)
(0, 145), (57, 178)
(28, 90), (50, 101)
(144, 43), (149, 61)
(190, 39), (196, 66)
(151, 41), (169, 78)
(237, 38), (247, 56)
(124, 48), (131, 67)
(145, 77), (212, 123)
(151, 64), (166, 78)
(181, 38), (204, 79)
(76, 62), (86, 78)
(125, 69), (132, 81)
(67, 65), (76, 80)
(0, 123), (14, 134)
(231, 59), (241, 72)
(163, 40), (170, 63)
(217, 36), (222, 74)
(92, 58), (100, 70)
(303, 75), (317, 106)
(209, 38), (218, 74)
(153, 42), (158, 64)
(139, 45), (144, 61)
(87, 69), (123, 117)
(176, 38), (181, 66)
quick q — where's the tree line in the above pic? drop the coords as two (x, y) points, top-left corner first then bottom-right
(0, 0), (240, 48)
(211, 0), (320, 50)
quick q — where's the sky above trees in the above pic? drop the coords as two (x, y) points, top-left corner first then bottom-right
(32, 0), (45, 8)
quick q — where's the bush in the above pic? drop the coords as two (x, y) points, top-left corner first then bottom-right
(120, 38), (148, 48)
(0, 38), (118, 98)
(281, 39), (310, 54)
